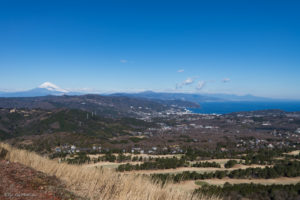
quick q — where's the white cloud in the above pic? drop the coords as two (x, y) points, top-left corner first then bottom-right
(176, 77), (195, 89)
(120, 59), (128, 63)
(222, 78), (231, 83)
(177, 69), (184, 73)
(196, 81), (206, 90)
(183, 77), (194, 85)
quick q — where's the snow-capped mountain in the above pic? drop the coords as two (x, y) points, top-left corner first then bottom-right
(38, 82), (68, 93)
(0, 82), (70, 97)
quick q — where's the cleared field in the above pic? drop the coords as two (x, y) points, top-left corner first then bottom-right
(284, 150), (300, 156)
(82, 156), (268, 174)
(83, 158), (245, 170)
(84, 158), (232, 170)
(122, 164), (268, 175)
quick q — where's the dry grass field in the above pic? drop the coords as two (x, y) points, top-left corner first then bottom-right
(120, 164), (268, 175)
(0, 143), (219, 200)
(82, 161), (125, 169)
(284, 150), (300, 156)
(82, 157), (267, 175)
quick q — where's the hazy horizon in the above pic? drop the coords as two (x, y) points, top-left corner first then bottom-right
(0, 81), (300, 101)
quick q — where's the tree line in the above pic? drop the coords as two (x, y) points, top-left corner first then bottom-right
(151, 160), (300, 183)
(117, 157), (186, 171)
(194, 182), (300, 200)
(192, 161), (221, 168)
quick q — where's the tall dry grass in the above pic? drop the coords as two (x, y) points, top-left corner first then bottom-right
(0, 143), (219, 200)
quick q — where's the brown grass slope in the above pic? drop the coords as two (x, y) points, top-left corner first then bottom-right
(0, 160), (85, 200)
(0, 143), (219, 200)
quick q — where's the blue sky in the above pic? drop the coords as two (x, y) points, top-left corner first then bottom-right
(0, 0), (299, 99)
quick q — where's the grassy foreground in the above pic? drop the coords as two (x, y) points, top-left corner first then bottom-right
(0, 143), (218, 200)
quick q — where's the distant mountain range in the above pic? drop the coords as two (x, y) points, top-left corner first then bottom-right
(0, 82), (278, 103)
(110, 91), (274, 103)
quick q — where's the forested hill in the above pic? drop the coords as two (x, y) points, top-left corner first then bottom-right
(0, 95), (199, 118)
(0, 108), (153, 141)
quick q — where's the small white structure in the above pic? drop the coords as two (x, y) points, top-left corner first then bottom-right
(71, 145), (76, 153)
(262, 122), (271, 126)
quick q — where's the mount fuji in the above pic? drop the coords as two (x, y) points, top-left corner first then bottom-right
(0, 82), (72, 97)
(38, 82), (68, 93)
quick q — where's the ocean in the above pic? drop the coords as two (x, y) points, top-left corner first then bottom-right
(189, 101), (300, 114)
